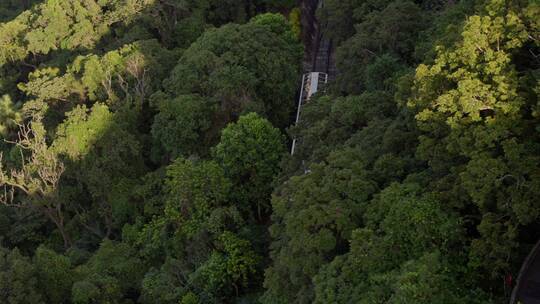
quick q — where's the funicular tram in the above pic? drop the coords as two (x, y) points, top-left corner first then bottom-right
(290, 72), (328, 155)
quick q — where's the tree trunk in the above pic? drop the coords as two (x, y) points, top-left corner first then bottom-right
(43, 206), (72, 249)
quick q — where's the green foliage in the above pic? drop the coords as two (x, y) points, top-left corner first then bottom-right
(287, 91), (397, 165)
(263, 148), (379, 304)
(0, 0), (39, 22)
(0, 95), (21, 137)
(311, 183), (474, 304)
(53, 103), (116, 160)
(0, 0), (152, 67)
(214, 113), (285, 218)
(72, 240), (145, 304)
(164, 158), (232, 237)
(366, 183), (462, 260)
(317, 0), (366, 44)
(180, 292), (200, 304)
(0, 206), (48, 253)
(260, 0), (296, 11)
(335, 0), (425, 94)
(151, 93), (217, 161)
(34, 246), (73, 303)
(53, 103), (145, 235)
(288, 8), (301, 40)
(17, 39), (177, 110)
(408, 0), (540, 280)
(136, 157), (262, 302)
(0, 0), (538, 303)
(162, 13), (302, 129)
(387, 252), (491, 304)
(139, 258), (190, 304)
(191, 231), (260, 299)
(0, 247), (43, 304)
(265, 178), (463, 304)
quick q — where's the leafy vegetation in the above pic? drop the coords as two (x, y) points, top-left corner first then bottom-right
(0, 0), (538, 303)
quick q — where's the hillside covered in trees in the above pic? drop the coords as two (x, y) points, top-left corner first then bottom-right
(0, 0), (539, 303)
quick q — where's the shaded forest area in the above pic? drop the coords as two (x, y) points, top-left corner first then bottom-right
(0, 0), (539, 303)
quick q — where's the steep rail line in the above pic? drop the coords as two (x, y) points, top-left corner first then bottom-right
(290, 0), (335, 155)
(511, 239), (540, 304)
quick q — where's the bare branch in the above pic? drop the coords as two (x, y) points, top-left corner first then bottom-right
(0, 119), (70, 248)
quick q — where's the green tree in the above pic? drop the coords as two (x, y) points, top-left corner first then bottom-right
(214, 113), (285, 219)
(311, 182), (466, 304)
(150, 93), (217, 161)
(18, 40), (177, 111)
(388, 252), (491, 304)
(317, 0), (365, 44)
(335, 0), (424, 94)
(53, 103), (145, 239)
(0, 0), (38, 22)
(0, 247), (43, 304)
(190, 231), (260, 300)
(72, 240), (145, 304)
(138, 158), (261, 302)
(139, 258), (190, 304)
(0, 0), (162, 68)
(0, 116), (70, 248)
(286, 92), (397, 169)
(162, 13), (302, 129)
(164, 158), (232, 238)
(34, 246), (73, 303)
(0, 95), (21, 138)
(408, 0), (540, 281)
(262, 148), (378, 304)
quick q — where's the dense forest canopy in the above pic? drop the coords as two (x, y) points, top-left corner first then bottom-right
(0, 0), (538, 303)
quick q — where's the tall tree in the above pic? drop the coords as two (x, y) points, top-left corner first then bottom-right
(214, 113), (285, 219)
(409, 0), (540, 281)
(0, 116), (70, 248)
